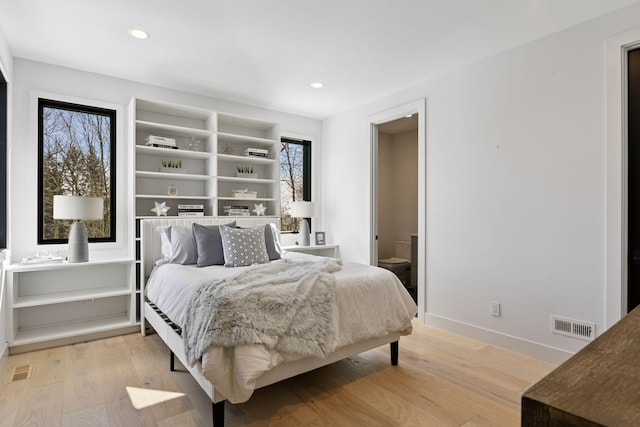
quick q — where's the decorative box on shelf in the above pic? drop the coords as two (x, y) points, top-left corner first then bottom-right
(232, 189), (258, 199)
(145, 135), (177, 149)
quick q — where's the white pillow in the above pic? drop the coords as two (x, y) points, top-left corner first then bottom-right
(156, 225), (198, 265)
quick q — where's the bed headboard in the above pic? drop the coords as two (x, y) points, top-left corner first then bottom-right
(140, 217), (279, 281)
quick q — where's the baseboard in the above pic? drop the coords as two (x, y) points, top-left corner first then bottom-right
(425, 313), (573, 365)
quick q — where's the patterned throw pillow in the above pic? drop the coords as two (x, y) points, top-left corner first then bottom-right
(219, 225), (269, 267)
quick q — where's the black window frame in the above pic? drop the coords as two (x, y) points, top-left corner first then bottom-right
(0, 69), (6, 249)
(280, 137), (312, 231)
(37, 98), (117, 245)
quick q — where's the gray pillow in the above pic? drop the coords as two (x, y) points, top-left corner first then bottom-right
(219, 225), (269, 267)
(168, 225), (197, 265)
(192, 221), (236, 267)
(263, 223), (282, 260)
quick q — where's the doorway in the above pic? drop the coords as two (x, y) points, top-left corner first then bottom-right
(376, 116), (418, 303)
(627, 47), (640, 312)
(369, 99), (426, 321)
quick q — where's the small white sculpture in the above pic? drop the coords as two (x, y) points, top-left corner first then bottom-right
(252, 203), (266, 216)
(151, 201), (170, 216)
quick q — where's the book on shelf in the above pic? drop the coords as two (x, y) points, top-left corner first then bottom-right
(223, 206), (250, 216)
(178, 204), (204, 209)
(245, 147), (268, 154)
(147, 143), (178, 150)
(178, 212), (205, 217)
(224, 212), (250, 216)
(245, 148), (268, 157)
(178, 209), (205, 213)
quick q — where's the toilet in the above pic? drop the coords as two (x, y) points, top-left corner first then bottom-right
(378, 241), (412, 287)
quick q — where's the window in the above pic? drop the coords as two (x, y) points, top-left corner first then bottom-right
(0, 69), (6, 248)
(280, 138), (311, 232)
(37, 98), (116, 244)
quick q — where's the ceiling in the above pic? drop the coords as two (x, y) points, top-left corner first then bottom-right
(0, 0), (638, 119)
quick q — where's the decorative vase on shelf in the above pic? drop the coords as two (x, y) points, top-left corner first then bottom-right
(183, 136), (201, 152)
(159, 166), (186, 174)
(235, 172), (257, 179)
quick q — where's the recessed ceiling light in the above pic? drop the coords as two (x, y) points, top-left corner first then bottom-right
(128, 29), (149, 40)
(310, 82), (324, 89)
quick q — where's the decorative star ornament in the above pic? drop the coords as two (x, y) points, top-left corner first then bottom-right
(151, 201), (170, 216)
(252, 203), (266, 216)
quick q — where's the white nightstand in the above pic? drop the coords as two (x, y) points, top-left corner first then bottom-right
(282, 244), (340, 259)
(6, 258), (138, 353)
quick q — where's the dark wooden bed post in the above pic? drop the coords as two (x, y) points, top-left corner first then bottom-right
(212, 401), (225, 426)
(390, 341), (399, 365)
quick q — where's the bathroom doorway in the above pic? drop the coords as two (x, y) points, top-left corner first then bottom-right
(369, 99), (426, 320)
(377, 116), (418, 303)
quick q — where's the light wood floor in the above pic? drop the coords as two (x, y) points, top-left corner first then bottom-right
(0, 320), (556, 426)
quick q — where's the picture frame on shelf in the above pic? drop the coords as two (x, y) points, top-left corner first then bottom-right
(315, 232), (326, 246)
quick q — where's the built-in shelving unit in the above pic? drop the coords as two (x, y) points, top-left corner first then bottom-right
(129, 98), (281, 323)
(6, 258), (137, 352)
(131, 99), (281, 219)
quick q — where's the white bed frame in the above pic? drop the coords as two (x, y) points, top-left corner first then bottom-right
(140, 217), (400, 426)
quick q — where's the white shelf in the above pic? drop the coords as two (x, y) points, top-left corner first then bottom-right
(221, 215), (279, 219)
(136, 194), (213, 200)
(7, 258), (135, 351)
(136, 145), (212, 160)
(14, 285), (131, 308)
(218, 197), (277, 202)
(217, 132), (278, 147)
(136, 120), (212, 139)
(136, 170), (210, 181)
(217, 153), (275, 164)
(7, 257), (133, 272)
(283, 244), (340, 259)
(13, 314), (132, 346)
(217, 176), (276, 184)
(136, 215), (217, 219)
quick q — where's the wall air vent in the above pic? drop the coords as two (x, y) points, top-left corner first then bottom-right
(551, 315), (596, 341)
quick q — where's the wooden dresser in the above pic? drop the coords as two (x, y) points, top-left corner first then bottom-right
(522, 307), (640, 426)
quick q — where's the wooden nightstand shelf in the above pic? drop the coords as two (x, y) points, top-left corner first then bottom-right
(282, 244), (340, 259)
(6, 258), (138, 353)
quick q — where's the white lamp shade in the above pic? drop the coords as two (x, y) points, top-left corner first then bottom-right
(290, 201), (315, 218)
(53, 195), (104, 220)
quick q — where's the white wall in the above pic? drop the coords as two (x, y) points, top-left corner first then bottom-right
(0, 25), (12, 361)
(9, 59), (322, 261)
(323, 4), (640, 361)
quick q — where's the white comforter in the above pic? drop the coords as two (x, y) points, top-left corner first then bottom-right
(146, 252), (417, 403)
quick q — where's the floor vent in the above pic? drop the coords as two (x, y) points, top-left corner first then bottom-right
(10, 364), (34, 382)
(551, 315), (596, 341)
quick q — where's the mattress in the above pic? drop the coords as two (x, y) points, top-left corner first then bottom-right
(145, 251), (417, 403)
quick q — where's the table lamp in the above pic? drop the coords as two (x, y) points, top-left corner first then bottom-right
(53, 195), (104, 263)
(291, 201), (315, 246)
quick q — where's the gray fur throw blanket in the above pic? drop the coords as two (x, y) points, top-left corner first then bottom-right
(183, 257), (342, 366)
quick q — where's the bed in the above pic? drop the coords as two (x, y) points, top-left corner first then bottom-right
(140, 217), (417, 426)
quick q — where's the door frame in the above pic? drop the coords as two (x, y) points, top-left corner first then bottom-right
(369, 99), (426, 321)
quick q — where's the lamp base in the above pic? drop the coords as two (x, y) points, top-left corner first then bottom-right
(68, 221), (89, 263)
(298, 218), (310, 246)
